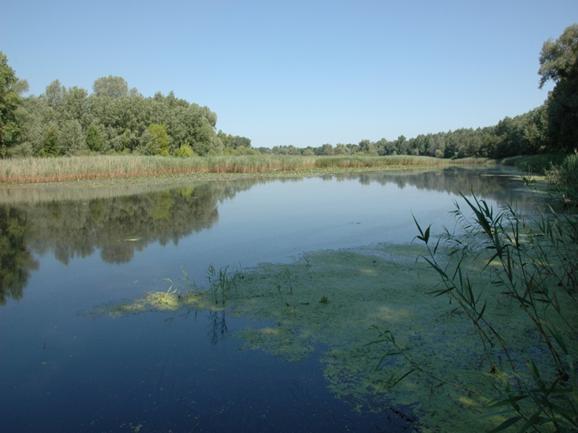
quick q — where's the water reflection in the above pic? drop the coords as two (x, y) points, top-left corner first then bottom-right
(328, 167), (532, 202)
(0, 207), (38, 304)
(208, 311), (229, 345)
(0, 167), (534, 305)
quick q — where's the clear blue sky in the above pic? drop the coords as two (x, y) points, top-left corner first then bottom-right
(2, 0), (577, 147)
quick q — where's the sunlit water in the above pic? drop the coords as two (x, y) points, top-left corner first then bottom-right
(0, 168), (539, 433)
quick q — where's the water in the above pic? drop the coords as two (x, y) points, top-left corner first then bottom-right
(0, 168), (537, 433)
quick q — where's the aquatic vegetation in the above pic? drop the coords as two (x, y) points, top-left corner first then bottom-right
(207, 265), (239, 305)
(239, 327), (314, 362)
(93, 239), (576, 432)
(92, 287), (222, 317)
(414, 195), (578, 432)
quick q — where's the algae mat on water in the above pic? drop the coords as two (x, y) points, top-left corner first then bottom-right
(93, 243), (566, 433)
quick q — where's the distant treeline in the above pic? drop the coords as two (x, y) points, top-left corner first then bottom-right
(0, 24), (576, 159)
(266, 24), (577, 158)
(262, 106), (548, 158)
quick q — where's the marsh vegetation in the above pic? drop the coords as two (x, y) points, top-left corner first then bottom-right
(0, 154), (492, 184)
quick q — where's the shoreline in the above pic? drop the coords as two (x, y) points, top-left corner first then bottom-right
(0, 155), (494, 185)
(0, 165), (530, 206)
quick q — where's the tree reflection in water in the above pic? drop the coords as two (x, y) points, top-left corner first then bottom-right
(0, 167), (534, 304)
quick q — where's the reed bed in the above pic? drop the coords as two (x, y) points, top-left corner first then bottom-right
(0, 155), (493, 184)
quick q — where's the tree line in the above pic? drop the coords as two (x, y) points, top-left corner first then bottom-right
(264, 24), (576, 158)
(0, 24), (576, 159)
(0, 70), (254, 158)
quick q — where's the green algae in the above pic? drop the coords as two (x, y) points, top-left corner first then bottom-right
(94, 242), (577, 432)
(239, 327), (315, 362)
(91, 289), (222, 317)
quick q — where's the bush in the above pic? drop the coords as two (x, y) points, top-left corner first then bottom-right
(174, 144), (196, 158)
(556, 153), (578, 189)
(547, 153), (578, 203)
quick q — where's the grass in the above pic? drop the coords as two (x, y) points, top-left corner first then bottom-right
(0, 155), (493, 184)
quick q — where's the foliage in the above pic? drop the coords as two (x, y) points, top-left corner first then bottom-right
(546, 153), (578, 202)
(0, 62), (248, 157)
(41, 124), (60, 156)
(141, 123), (170, 156)
(0, 52), (27, 156)
(92, 76), (129, 98)
(86, 123), (105, 152)
(1, 24), (577, 160)
(500, 153), (568, 174)
(414, 195), (578, 432)
(540, 24), (578, 151)
(174, 143), (195, 158)
(539, 24), (578, 88)
(217, 130), (251, 151)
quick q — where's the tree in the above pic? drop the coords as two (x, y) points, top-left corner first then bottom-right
(358, 139), (377, 155)
(218, 131), (252, 150)
(2, 68), (226, 157)
(0, 52), (27, 157)
(42, 123), (60, 156)
(539, 24), (578, 151)
(93, 76), (128, 98)
(394, 135), (407, 155)
(539, 24), (578, 88)
(317, 143), (334, 155)
(141, 123), (170, 156)
(62, 87), (88, 121)
(45, 80), (65, 108)
(59, 119), (86, 154)
(174, 144), (195, 157)
(86, 123), (105, 152)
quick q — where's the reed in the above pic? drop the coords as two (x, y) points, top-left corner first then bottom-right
(0, 155), (493, 184)
(414, 195), (578, 433)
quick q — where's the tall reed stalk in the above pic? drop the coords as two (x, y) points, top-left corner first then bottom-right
(414, 195), (578, 432)
(0, 155), (492, 184)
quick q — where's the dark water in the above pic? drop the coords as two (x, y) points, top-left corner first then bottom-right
(0, 168), (537, 433)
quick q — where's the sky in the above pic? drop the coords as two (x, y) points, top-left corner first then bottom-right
(1, 0), (577, 148)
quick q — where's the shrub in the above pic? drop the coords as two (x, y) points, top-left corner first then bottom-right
(174, 144), (196, 158)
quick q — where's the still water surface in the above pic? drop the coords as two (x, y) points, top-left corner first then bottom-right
(0, 168), (536, 433)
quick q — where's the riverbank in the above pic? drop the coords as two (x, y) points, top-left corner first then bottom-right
(500, 153), (568, 173)
(0, 155), (493, 184)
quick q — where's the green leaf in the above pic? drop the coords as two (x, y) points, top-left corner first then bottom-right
(487, 416), (522, 433)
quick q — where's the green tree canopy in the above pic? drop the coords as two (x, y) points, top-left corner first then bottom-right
(539, 24), (578, 88)
(539, 24), (578, 151)
(93, 76), (129, 98)
(142, 123), (170, 156)
(0, 52), (27, 156)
